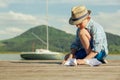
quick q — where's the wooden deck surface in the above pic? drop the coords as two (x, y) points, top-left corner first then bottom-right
(0, 60), (120, 80)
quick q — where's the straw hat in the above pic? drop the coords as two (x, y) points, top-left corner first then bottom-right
(69, 6), (91, 25)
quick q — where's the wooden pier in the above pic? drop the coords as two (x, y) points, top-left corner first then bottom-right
(0, 60), (120, 80)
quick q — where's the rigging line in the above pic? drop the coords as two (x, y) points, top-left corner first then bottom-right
(46, 0), (49, 50)
(31, 32), (47, 46)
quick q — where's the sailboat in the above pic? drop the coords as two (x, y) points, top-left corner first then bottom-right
(20, 0), (64, 60)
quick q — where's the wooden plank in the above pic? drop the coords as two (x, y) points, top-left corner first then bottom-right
(0, 60), (120, 80)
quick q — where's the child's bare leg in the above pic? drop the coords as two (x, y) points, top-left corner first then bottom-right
(79, 28), (91, 54)
(76, 29), (92, 65)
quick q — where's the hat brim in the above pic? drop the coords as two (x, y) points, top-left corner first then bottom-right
(69, 10), (91, 25)
(88, 10), (91, 14)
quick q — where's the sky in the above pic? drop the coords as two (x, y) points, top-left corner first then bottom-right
(0, 0), (120, 40)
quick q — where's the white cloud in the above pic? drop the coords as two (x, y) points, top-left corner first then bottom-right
(0, 27), (23, 35)
(0, 11), (47, 27)
(93, 10), (120, 36)
(0, 0), (14, 8)
(6, 27), (23, 33)
(0, 1), (7, 8)
(8, 11), (40, 25)
(0, 11), (47, 40)
(0, 27), (24, 40)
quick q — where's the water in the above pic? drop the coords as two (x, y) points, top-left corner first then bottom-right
(106, 55), (120, 60)
(0, 54), (120, 60)
(0, 54), (22, 60)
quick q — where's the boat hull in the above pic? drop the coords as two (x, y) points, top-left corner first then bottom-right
(20, 53), (65, 60)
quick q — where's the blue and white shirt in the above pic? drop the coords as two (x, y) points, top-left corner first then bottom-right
(71, 19), (108, 54)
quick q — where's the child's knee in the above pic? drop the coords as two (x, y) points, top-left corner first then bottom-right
(79, 29), (91, 39)
(79, 29), (89, 36)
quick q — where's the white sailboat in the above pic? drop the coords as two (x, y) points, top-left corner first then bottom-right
(20, 0), (64, 60)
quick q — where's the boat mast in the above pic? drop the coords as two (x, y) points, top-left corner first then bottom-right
(46, 0), (49, 50)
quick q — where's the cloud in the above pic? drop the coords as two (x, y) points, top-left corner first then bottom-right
(0, 11), (47, 27)
(0, 0), (8, 8)
(8, 11), (40, 25)
(0, 27), (24, 40)
(93, 10), (120, 36)
(0, 27), (23, 35)
(0, 11), (47, 40)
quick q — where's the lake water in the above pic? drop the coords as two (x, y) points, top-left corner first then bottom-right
(0, 54), (22, 60)
(0, 54), (120, 60)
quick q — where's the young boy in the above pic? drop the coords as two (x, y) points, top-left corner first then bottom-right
(63, 6), (108, 65)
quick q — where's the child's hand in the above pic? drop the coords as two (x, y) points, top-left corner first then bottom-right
(61, 60), (67, 65)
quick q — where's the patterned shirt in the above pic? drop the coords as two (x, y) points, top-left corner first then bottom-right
(71, 19), (108, 54)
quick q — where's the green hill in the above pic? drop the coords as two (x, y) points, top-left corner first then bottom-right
(106, 33), (120, 54)
(0, 25), (120, 54)
(0, 25), (74, 53)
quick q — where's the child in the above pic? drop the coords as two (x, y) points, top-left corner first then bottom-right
(63, 6), (108, 65)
